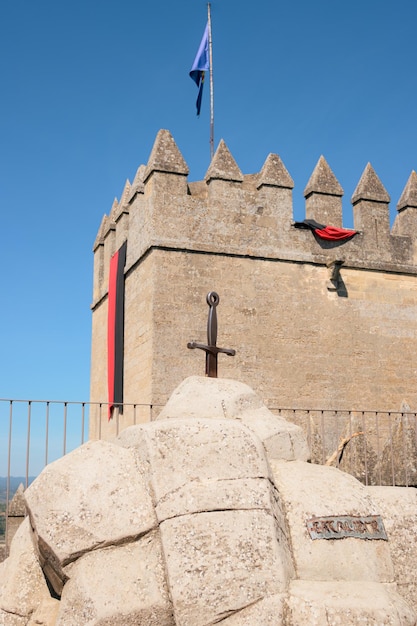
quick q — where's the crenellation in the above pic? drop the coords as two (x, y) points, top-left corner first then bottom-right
(393, 172), (417, 249)
(92, 213), (108, 252)
(397, 170), (417, 212)
(143, 129), (189, 181)
(257, 153), (294, 190)
(351, 163), (391, 205)
(187, 180), (207, 198)
(102, 212), (116, 297)
(113, 179), (131, 222)
(108, 197), (119, 222)
(128, 164), (145, 202)
(92, 214), (108, 302)
(92, 133), (417, 313)
(351, 164), (391, 262)
(204, 139), (244, 183)
(113, 181), (130, 249)
(304, 156), (344, 228)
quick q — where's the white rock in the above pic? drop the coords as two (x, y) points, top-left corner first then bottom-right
(285, 580), (416, 625)
(160, 509), (292, 626)
(270, 460), (395, 583)
(217, 594), (285, 624)
(27, 597), (60, 625)
(57, 530), (173, 625)
(368, 486), (417, 612)
(0, 518), (51, 619)
(0, 611), (26, 625)
(117, 418), (270, 506)
(25, 440), (157, 594)
(157, 376), (310, 461)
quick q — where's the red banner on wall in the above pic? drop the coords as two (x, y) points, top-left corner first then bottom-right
(107, 241), (127, 419)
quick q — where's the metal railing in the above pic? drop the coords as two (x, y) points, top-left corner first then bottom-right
(271, 407), (417, 488)
(0, 398), (160, 552)
(2, 400), (417, 552)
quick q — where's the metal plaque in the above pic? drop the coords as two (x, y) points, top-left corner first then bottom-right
(306, 515), (388, 541)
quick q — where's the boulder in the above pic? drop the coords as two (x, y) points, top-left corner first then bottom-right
(0, 377), (416, 624)
(285, 581), (416, 625)
(0, 518), (52, 621)
(157, 376), (310, 461)
(270, 460), (394, 583)
(116, 417), (294, 624)
(57, 531), (173, 625)
(368, 486), (417, 612)
(24, 440), (157, 594)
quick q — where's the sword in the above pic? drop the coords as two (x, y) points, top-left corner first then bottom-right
(187, 291), (236, 378)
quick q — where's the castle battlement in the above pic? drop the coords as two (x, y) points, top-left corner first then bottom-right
(90, 129), (417, 437)
(92, 129), (417, 307)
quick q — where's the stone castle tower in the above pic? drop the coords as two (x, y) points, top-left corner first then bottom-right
(90, 129), (417, 440)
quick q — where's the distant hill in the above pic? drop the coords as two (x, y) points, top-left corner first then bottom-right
(0, 477), (36, 503)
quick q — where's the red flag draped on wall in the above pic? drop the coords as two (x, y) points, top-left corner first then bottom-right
(294, 219), (358, 241)
(107, 241), (127, 419)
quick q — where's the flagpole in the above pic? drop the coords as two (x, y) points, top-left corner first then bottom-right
(207, 3), (214, 160)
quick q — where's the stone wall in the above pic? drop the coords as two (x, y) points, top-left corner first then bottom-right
(90, 130), (417, 440)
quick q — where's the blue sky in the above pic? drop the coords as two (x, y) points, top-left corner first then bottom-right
(1, 0), (416, 408)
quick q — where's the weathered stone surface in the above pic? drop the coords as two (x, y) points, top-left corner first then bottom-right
(368, 486), (417, 612)
(352, 162), (390, 204)
(270, 460), (394, 583)
(57, 531), (173, 626)
(285, 580), (416, 625)
(27, 598), (60, 626)
(6, 485), (26, 553)
(205, 139), (243, 183)
(304, 155), (343, 198)
(116, 411), (295, 624)
(160, 509), (290, 626)
(257, 153), (294, 189)
(144, 129), (189, 181)
(218, 594), (285, 624)
(92, 214), (108, 252)
(0, 611), (26, 625)
(4, 374), (417, 623)
(24, 440), (157, 593)
(157, 376), (310, 462)
(121, 417), (270, 505)
(8, 486), (25, 517)
(128, 164), (145, 201)
(0, 518), (51, 620)
(155, 476), (276, 523)
(397, 170), (417, 211)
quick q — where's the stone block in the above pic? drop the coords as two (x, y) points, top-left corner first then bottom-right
(285, 580), (416, 625)
(367, 486), (417, 612)
(160, 509), (290, 626)
(157, 376), (309, 462)
(27, 598), (60, 625)
(270, 460), (395, 583)
(0, 518), (51, 620)
(57, 531), (173, 626)
(119, 418), (270, 506)
(155, 476), (277, 523)
(24, 440), (157, 594)
(0, 611), (26, 625)
(218, 593), (285, 624)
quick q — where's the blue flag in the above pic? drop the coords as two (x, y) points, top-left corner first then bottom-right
(189, 23), (209, 116)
